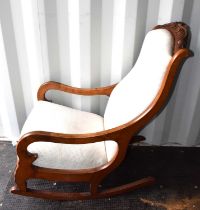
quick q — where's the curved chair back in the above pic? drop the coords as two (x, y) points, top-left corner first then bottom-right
(104, 22), (191, 132)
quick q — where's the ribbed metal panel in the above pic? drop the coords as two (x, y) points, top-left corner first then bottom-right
(0, 0), (199, 145)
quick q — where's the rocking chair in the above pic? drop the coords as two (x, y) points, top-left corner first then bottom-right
(11, 22), (193, 200)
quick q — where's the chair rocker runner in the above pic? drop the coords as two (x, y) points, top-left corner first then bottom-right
(11, 22), (193, 200)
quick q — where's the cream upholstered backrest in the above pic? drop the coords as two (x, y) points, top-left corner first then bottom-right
(104, 29), (174, 130)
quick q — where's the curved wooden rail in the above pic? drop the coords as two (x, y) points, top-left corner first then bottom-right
(37, 81), (117, 101)
(11, 177), (155, 200)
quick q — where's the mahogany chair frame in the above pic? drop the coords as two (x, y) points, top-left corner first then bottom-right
(11, 22), (193, 200)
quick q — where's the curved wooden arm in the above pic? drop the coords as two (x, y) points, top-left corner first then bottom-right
(17, 127), (131, 150)
(16, 127), (139, 163)
(37, 81), (117, 101)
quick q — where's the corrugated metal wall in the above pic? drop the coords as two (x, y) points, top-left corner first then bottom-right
(0, 0), (200, 145)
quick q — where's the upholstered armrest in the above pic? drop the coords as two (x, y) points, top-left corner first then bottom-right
(37, 81), (117, 101)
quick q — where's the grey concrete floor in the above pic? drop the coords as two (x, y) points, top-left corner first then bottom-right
(0, 142), (16, 203)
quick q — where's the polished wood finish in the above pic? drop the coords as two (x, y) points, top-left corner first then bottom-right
(154, 22), (189, 53)
(37, 81), (117, 101)
(11, 177), (155, 200)
(11, 22), (193, 200)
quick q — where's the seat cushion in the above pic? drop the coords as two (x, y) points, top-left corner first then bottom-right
(104, 29), (173, 130)
(21, 101), (107, 169)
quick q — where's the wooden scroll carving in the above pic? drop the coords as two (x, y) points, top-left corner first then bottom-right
(154, 22), (189, 54)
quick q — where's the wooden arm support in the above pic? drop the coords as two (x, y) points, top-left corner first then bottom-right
(17, 129), (145, 160)
(19, 130), (126, 149)
(18, 130), (118, 150)
(37, 81), (117, 101)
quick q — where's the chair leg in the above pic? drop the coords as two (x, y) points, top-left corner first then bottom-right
(11, 160), (29, 193)
(90, 182), (100, 195)
(11, 180), (27, 193)
(11, 174), (27, 193)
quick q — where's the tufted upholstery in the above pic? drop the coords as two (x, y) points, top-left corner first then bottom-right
(20, 29), (173, 170)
